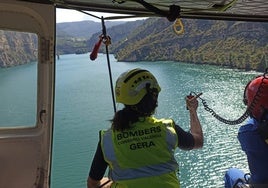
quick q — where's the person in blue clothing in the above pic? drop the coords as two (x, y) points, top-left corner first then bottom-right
(238, 74), (268, 185)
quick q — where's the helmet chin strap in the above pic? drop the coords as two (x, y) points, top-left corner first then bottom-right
(258, 110), (268, 144)
(260, 108), (268, 121)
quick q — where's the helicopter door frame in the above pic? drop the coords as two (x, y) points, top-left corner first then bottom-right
(0, 1), (55, 188)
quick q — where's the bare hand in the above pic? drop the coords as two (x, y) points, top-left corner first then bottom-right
(185, 93), (202, 112)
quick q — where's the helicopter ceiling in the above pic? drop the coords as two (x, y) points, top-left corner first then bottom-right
(20, 0), (268, 22)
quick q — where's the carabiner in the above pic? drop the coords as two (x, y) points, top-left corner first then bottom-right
(173, 18), (184, 35)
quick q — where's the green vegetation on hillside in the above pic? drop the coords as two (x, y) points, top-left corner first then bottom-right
(112, 18), (268, 71)
(1, 18), (267, 71)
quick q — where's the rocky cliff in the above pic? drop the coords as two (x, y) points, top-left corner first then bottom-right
(0, 30), (37, 67)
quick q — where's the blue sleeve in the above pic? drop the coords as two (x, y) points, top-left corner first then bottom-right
(238, 120), (268, 183)
(238, 119), (262, 152)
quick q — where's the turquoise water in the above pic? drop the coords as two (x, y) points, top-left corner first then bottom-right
(51, 53), (260, 188)
(0, 62), (37, 126)
(0, 53), (259, 187)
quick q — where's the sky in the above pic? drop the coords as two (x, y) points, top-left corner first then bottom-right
(56, 8), (144, 23)
(56, 8), (106, 23)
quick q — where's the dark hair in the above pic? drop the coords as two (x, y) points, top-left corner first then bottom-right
(111, 88), (158, 131)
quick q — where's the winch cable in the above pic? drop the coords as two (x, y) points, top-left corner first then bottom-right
(87, 17), (116, 114)
(193, 68), (268, 125)
(100, 16), (117, 114)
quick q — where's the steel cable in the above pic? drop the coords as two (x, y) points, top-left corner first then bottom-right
(194, 68), (268, 125)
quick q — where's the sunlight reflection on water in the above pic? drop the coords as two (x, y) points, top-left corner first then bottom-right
(52, 55), (259, 188)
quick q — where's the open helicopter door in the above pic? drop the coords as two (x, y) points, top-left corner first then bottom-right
(0, 0), (55, 188)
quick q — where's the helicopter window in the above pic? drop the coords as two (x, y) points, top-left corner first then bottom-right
(0, 30), (37, 128)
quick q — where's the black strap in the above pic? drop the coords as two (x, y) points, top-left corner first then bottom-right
(99, 179), (112, 188)
(134, 0), (180, 21)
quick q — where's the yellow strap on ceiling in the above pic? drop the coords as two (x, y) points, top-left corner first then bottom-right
(173, 18), (184, 35)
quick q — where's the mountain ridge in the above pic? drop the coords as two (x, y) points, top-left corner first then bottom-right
(111, 18), (268, 71)
(1, 19), (267, 71)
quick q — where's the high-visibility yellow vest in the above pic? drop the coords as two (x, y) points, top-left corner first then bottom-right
(100, 117), (180, 188)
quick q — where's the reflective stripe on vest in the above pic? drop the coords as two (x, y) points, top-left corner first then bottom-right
(101, 117), (178, 181)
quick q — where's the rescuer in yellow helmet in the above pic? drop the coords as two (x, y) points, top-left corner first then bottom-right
(87, 68), (204, 188)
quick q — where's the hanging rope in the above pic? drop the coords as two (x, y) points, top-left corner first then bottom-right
(88, 16), (116, 113)
(100, 17), (117, 114)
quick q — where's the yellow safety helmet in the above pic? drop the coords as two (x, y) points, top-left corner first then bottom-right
(115, 68), (161, 105)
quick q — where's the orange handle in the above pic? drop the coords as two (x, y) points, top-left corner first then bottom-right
(90, 39), (102, 60)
